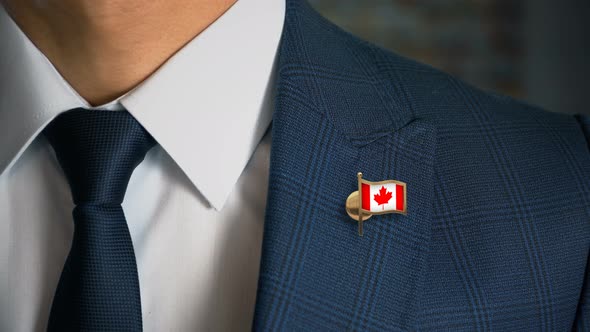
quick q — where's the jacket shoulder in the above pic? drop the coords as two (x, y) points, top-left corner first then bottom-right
(362, 39), (574, 128)
(289, 2), (583, 143)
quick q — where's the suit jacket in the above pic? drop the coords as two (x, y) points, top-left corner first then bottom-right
(252, 1), (590, 330)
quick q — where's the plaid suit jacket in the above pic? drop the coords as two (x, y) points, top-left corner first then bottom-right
(253, 1), (590, 330)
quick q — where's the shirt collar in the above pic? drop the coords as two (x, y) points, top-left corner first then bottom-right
(0, 0), (285, 210)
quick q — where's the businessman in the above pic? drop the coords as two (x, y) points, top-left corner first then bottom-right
(0, 0), (588, 331)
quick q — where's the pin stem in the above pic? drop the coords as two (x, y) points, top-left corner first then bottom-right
(357, 172), (363, 237)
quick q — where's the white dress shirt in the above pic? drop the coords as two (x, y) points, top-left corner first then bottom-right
(0, 0), (285, 330)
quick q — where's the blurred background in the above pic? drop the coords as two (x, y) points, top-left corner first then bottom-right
(310, 0), (590, 115)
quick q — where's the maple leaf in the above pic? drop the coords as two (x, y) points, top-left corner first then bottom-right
(373, 186), (392, 210)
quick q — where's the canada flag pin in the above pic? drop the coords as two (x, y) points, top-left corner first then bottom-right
(345, 172), (407, 236)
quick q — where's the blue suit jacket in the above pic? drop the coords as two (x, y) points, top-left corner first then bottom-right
(253, 1), (590, 330)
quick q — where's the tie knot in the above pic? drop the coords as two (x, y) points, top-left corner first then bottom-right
(44, 108), (156, 205)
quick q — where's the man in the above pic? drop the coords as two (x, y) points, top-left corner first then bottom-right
(0, 0), (588, 331)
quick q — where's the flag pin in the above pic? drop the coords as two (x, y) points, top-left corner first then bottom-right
(345, 172), (407, 236)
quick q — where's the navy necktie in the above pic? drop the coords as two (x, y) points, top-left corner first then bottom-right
(44, 108), (155, 331)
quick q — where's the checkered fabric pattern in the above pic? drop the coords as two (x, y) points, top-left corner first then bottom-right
(253, 1), (590, 330)
(44, 108), (155, 331)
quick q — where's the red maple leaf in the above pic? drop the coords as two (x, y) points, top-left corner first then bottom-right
(373, 186), (392, 210)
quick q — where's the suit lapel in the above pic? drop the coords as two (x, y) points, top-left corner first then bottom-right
(253, 1), (437, 330)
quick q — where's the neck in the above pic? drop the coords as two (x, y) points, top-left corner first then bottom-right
(3, 0), (237, 106)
